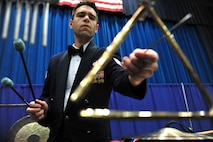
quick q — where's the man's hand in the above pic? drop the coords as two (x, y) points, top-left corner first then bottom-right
(26, 99), (48, 121)
(122, 48), (159, 86)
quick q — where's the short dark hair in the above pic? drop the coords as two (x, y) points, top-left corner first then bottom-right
(71, 2), (99, 20)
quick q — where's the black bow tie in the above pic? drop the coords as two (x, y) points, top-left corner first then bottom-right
(68, 45), (84, 57)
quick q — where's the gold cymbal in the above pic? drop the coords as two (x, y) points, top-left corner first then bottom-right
(6, 116), (49, 142)
(125, 127), (213, 140)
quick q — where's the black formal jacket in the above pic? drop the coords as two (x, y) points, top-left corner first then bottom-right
(39, 42), (147, 142)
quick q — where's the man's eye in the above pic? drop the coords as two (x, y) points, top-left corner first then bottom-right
(77, 13), (85, 17)
(76, 12), (96, 20)
(89, 15), (96, 20)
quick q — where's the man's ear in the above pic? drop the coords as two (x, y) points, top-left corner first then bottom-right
(69, 19), (73, 29)
(95, 23), (99, 33)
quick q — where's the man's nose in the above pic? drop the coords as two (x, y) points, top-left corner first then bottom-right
(83, 14), (90, 22)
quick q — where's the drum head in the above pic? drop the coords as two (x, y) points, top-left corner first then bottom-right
(6, 115), (49, 142)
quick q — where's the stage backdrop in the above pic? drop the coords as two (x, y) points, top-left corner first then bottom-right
(0, 1), (213, 84)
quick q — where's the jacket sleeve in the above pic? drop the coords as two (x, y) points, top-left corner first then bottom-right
(106, 51), (147, 100)
(93, 47), (147, 100)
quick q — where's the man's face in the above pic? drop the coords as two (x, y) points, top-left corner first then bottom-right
(70, 5), (99, 40)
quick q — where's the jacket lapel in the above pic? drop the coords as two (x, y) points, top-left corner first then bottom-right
(71, 42), (98, 92)
(65, 42), (99, 112)
(55, 52), (71, 111)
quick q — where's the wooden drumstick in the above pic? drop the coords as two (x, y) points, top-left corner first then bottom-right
(23, 1), (31, 42)
(14, 0), (22, 40)
(2, 0), (12, 39)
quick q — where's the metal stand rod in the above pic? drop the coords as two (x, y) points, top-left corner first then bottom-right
(0, 103), (27, 108)
(80, 108), (213, 119)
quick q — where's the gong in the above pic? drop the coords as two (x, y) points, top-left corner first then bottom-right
(123, 127), (213, 141)
(6, 115), (50, 142)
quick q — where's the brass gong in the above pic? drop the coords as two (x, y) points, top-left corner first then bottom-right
(6, 115), (49, 142)
(123, 127), (213, 141)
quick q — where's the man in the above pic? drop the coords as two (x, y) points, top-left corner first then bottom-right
(26, 2), (159, 142)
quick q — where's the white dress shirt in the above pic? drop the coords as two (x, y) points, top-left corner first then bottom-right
(63, 43), (88, 111)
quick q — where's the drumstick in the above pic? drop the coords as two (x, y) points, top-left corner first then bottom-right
(14, 39), (36, 102)
(23, 1), (31, 42)
(146, 13), (192, 50)
(0, 1), (2, 16)
(1, 77), (30, 107)
(2, 0), (12, 39)
(14, 0), (22, 40)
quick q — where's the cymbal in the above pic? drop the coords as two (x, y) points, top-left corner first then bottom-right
(197, 130), (213, 136)
(6, 115), (49, 142)
(124, 127), (213, 140)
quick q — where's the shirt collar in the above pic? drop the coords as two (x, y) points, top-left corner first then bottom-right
(72, 42), (90, 52)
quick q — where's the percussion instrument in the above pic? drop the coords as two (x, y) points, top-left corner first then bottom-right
(6, 115), (50, 142)
(197, 130), (213, 137)
(80, 108), (213, 119)
(1, 0), (59, 46)
(123, 127), (213, 141)
(74, 0), (213, 119)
